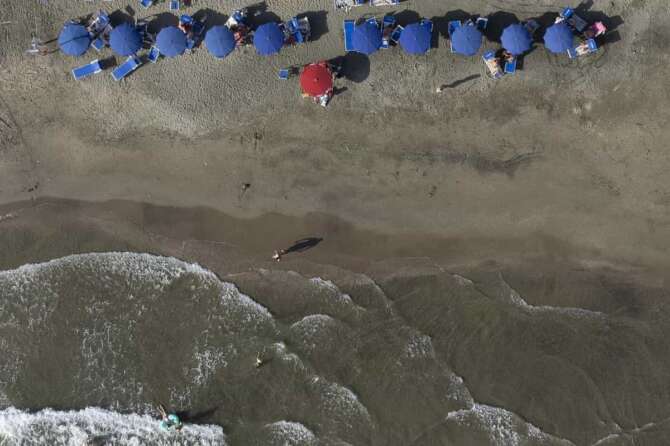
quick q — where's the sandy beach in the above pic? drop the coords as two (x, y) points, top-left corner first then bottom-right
(2, 0), (670, 444)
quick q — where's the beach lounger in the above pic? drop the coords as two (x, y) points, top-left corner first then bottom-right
(287, 17), (310, 44)
(370, 0), (399, 5)
(366, 17), (379, 28)
(448, 20), (461, 37)
(567, 38), (597, 58)
(476, 17), (488, 31)
(482, 51), (503, 79)
(91, 37), (105, 52)
(561, 7), (588, 32)
(72, 59), (102, 80)
(111, 56), (140, 81)
(148, 46), (160, 63)
(524, 19), (540, 36)
(421, 18), (433, 33)
(334, 0), (366, 11)
(170, 0), (179, 11)
(504, 57), (517, 74)
(343, 19), (355, 52)
(139, 0), (152, 9)
(381, 15), (396, 49)
(390, 25), (403, 44)
(278, 68), (289, 80)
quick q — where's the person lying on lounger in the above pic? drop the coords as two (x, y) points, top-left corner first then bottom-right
(573, 40), (592, 56)
(583, 21), (606, 39)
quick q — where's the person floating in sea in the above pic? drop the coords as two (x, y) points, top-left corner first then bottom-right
(158, 404), (183, 431)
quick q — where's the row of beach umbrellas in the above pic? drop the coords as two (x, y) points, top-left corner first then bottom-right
(349, 18), (579, 56)
(58, 13), (579, 59)
(58, 18), (289, 58)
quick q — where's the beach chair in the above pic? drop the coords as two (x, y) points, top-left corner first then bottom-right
(148, 46), (160, 63)
(476, 17), (488, 31)
(91, 37), (105, 52)
(111, 56), (140, 81)
(381, 15), (396, 49)
(226, 10), (247, 28)
(366, 17), (379, 28)
(421, 18), (433, 33)
(390, 25), (403, 44)
(561, 7), (588, 32)
(524, 19), (540, 36)
(278, 68), (289, 79)
(170, 0), (179, 11)
(448, 20), (461, 37)
(139, 0), (152, 9)
(72, 59), (102, 80)
(343, 19), (355, 52)
(482, 51), (503, 79)
(504, 57), (517, 74)
(567, 38), (597, 58)
(370, 0), (399, 5)
(180, 14), (194, 26)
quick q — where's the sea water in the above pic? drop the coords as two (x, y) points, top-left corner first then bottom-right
(0, 253), (669, 445)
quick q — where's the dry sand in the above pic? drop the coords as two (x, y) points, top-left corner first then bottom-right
(0, 0), (669, 271)
(0, 0), (663, 277)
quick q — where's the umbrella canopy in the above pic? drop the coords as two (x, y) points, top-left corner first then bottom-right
(501, 24), (532, 55)
(352, 21), (382, 55)
(205, 25), (235, 59)
(544, 22), (574, 53)
(253, 22), (284, 56)
(398, 22), (431, 55)
(58, 23), (91, 56)
(300, 63), (333, 97)
(109, 23), (142, 56)
(450, 24), (482, 56)
(156, 26), (187, 57)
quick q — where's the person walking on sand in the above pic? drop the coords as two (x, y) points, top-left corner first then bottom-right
(272, 249), (286, 262)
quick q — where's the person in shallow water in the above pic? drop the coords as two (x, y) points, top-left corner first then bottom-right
(158, 404), (183, 431)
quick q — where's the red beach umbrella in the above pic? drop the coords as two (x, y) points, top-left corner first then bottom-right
(300, 63), (333, 97)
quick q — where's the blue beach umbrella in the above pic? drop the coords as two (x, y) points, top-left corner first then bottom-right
(109, 23), (142, 56)
(501, 24), (531, 55)
(58, 23), (91, 56)
(352, 21), (382, 55)
(156, 26), (187, 57)
(544, 22), (574, 53)
(253, 22), (284, 56)
(398, 22), (431, 55)
(450, 24), (482, 56)
(205, 25), (235, 59)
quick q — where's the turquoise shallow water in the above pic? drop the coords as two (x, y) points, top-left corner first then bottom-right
(0, 252), (669, 445)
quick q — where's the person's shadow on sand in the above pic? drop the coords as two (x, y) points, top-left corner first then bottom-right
(284, 237), (323, 254)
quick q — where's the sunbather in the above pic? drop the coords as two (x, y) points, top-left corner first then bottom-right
(583, 21), (606, 39)
(573, 39), (592, 56)
(501, 50), (515, 63)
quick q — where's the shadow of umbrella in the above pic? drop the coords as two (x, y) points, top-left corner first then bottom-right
(484, 11), (520, 42)
(300, 10), (329, 41)
(147, 12), (179, 34)
(340, 52), (370, 83)
(193, 8), (229, 30)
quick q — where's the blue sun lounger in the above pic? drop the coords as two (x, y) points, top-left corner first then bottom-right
(381, 15), (396, 49)
(91, 37), (105, 52)
(72, 59), (102, 80)
(482, 51), (503, 79)
(343, 19), (355, 52)
(139, 0), (152, 9)
(567, 38), (597, 58)
(421, 18), (433, 33)
(170, 0), (179, 11)
(390, 24), (403, 44)
(561, 7), (588, 33)
(448, 20), (461, 37)
(476, 17), (488, 31)
(111, 56), (140, 81)
(278, 68), (289, 79)
(504, 57), (517, 74)
(148, 46), (160, 63)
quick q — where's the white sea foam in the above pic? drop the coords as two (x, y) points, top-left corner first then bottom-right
(446, 403), (574, 446)
(261, 421), (317, 446)
(0, 407), (226, 446)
